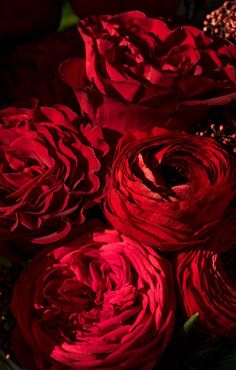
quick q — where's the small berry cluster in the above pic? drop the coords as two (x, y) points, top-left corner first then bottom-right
(203, 1), (236, 42)
(195, 121), (236, 154)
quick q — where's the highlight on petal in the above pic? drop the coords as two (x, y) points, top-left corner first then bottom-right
(61, 11), (236, 134)
(11, 226), (175, 369)
(174, 209), (236, 339)
(104, 127), (236, 251)
(0, 105), (109, 252)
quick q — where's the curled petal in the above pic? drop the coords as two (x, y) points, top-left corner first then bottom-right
(11, 227), (175, 369)
(0, 105), (109, 252)
(61, 12), (236, 135)
(175, 210), (236, 339)
(104, 127), (236, 251)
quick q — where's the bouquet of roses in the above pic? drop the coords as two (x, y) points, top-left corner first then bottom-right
(0, 1), (236, 369)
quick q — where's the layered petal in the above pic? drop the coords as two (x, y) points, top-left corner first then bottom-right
(104, 127), (236, 251)
(61, 12), (236, 135)
(0, 105), (109, 251)
(11, 227), (175, 369)
(174, 209), (236, 339)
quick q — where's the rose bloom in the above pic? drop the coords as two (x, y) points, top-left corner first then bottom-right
(11, 228), (175, 370)
(104, 127), (235, 251)
(175, 210), (236, 339)
(69, 0), (180, 18)
(0, 105), (109, 250)
(61, 11), (236, 135)
(0, 0), (61, 40)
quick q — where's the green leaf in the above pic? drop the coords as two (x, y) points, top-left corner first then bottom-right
(183, 313), (199, 335)
(185, 336), (236, 370)
(58, 2), (79, 31)
(0, 350), (23, 370)
(4, 316), (15, 332)
(0, 257), (12, 268)
(213, 350), (236, 370)
(0, 359), (13, 370)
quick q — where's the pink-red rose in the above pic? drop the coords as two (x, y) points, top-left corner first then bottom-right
(69, 0), (180, 18)
(175, 210), (236, 339)
(104, 127), (236, 251)
(61, 11), (236, 135)
(11, 228), (175, 369)
(0, 0), (61, 40)
(0, 105), (109, 250)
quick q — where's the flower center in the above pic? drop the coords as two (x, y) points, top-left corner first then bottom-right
(159, 164), (188, 187)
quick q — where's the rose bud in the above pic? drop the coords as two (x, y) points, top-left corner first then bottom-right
(174, 210), (236, 339)
(69, 0), (180, 18)
(11, 228), (175, 369)
(104, 127), (236, 251)
(60, 11), (236, 135)
(0, 105), (109, 252)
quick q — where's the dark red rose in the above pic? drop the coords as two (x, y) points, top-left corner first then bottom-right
(175, 210), (236, 339)
(0, 28), (84, 109)
(61, 11), (236, 135)
(0, 105), (109, 251)
(69, 0), (180, 18)
(104, 127), (236, 251)
(11, 228), (175, 370)
(0, 0), (61, 40)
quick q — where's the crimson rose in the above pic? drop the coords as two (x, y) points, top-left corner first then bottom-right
(69, 0), (180, 18)
(61, 11), (236, 135)
(11, 228), (175, 369)
(104, 127), (235, 251)
(175, 210), (236, 339)
(0, 105), (109, 250)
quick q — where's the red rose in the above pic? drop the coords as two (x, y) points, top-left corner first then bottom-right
(69, 0), (180, 18)
(0, 28), (84, 108)
(0, 105), (109, 250)
(61, 11), (236, 135)
(11, 228), (175, 369)
(175, 210), (236, 339)
(0, 0), (61, 40)
(104, 127), (236, 251)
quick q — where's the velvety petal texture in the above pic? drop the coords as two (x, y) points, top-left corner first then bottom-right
(104, 127), (236, 251)
(175, 210), (236, 339)
(61, 11), (236, 135)
(0, 105), (109, 249)
(11, 228), (175, 369)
